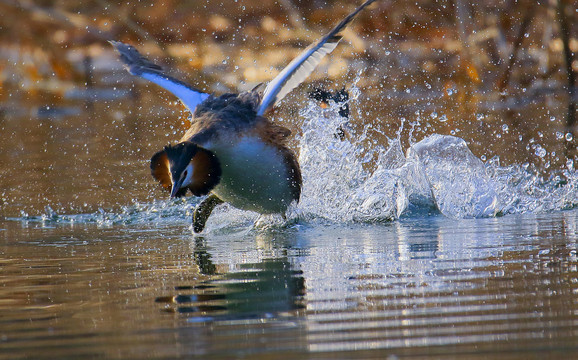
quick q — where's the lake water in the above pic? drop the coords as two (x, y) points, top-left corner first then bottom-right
(1, 210), (577, 359)
(2, 41), (578, 359)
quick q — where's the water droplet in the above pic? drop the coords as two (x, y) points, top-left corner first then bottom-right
(430, 112), (438, 119)
(556, 131), (564, 140)
(565, 133), (574, 141)
(550, 116), (556, 122)
(476, 113), (484, 121)
(534, 145), (547, 158)
(501, 124), (509, 132)
(439, 114), (448, 122)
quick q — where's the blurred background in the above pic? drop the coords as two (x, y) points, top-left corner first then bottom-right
(0, 0), (576, 216)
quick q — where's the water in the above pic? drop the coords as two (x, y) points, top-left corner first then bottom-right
(2, 212), (577, 359)
(2, 49), (578, 359)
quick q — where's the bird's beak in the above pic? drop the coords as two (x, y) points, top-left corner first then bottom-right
(170, 178), (184, 198)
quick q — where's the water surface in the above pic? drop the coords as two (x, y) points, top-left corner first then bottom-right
(1, 211), (577, 359)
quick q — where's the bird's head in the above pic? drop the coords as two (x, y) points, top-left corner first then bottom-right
(150, 142), (221, 198)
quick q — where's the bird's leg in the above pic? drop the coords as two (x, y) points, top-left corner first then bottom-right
(193, 194), (223, 233)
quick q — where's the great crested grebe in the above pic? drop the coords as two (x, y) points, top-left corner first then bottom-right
(111, 0), (378, 232)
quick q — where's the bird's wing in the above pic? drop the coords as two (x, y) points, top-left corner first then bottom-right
(110, 41), (209, 114)
(256, 0), (377, 116)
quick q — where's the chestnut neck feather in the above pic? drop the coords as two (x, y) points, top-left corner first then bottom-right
(150, 142), (221, 197)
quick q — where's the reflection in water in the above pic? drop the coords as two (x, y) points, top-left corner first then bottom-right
(302, 214), (578, 356)
(191, 237), (218, 275)
(1, 211), (577, 358)
(395, 219), (440, 260)
(156, 238), (306, 319)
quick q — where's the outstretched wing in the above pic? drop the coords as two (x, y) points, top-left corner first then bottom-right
(256, 0), (377, 116)
(109, 41), (210, 114)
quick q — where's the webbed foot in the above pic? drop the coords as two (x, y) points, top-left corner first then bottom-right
(193, 194), (223, 233)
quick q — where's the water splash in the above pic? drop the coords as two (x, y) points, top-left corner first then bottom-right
(12, 89), (578, 228)
(294, 89), (577, 222)
(12, 200), (195, 228)
(296, 93), (409, 222)
(406, 134), (499, 218)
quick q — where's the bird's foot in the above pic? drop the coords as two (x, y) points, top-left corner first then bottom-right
(192, 194), (223, 233)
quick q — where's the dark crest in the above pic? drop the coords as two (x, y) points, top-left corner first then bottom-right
(163, 142), (199, 177)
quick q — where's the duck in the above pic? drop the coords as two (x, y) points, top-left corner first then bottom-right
(111, 0), (378, 232)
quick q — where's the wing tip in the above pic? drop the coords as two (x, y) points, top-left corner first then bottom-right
(109, 40), (163, 76)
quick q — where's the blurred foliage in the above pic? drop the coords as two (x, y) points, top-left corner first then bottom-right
(1, 0), (576, 90)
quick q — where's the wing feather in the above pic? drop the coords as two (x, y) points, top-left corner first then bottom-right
(257, 0), (377, 116)
(109, 41), (209, 114)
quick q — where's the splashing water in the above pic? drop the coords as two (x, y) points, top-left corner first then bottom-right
(13, 88), (578, 229)
(13, 200), (196, 228)
(405, 134), (499, 218)
(295, 88), (577, 222)
(296, 89), (409, 222)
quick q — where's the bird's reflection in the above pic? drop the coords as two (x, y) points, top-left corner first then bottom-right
(191, 236), (217, 275)
(156, 232), (306, 319)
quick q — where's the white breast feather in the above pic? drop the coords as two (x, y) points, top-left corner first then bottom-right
(206, 137), (295, 214)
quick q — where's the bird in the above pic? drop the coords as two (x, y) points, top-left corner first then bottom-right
(308, 87), (350, 139)
(110, 0), (378, 233)
(308, 87), (350, 119)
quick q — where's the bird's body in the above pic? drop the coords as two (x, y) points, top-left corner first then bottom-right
(183, 91), (301, 214)
(111, 0), (378, 232)
(208, 135), (299, 214)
